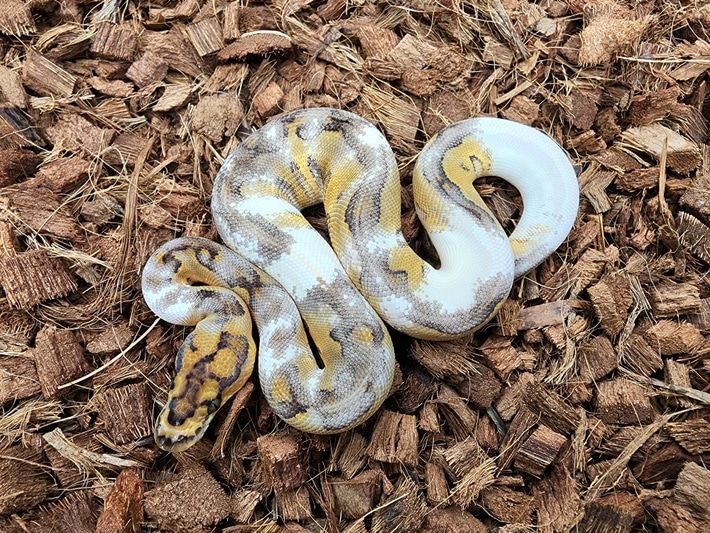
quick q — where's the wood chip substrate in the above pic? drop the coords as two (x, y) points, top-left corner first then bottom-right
(1, 1), (709, 531)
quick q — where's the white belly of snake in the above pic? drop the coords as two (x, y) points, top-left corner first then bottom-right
(141, 108), (579, 451)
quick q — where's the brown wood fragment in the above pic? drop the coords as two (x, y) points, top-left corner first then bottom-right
(153, 84), (191, 112)
(495, 371), (534, 421)
(147, 0), (200, 24)
(366, 410), (418, 466)
(371, 477), (427, 532)
(191, 92), (243, 142)
(0, 64), (27, 108)
(125, 51), (168, 88)
(217, 30), (292, 61)
(230, 489), (262, 523)
(667, 419), (710, 455)
(421, 507), (487, 533)
(614, 167), (659, 192)
(513, 425), (568, 477)
(424, 462), (448, 506)
(523, 382), (581, 435)
(86, 322), (134, 355)
(677, 212), (710, 263)
(632, 442), (690, 484)
(29, 156), (91, 193)
(3, 185), (82, 240)
(0, 1), (36, 36)
(105, 132), (149, 167)
(418, 401), (440, 433)
(621, 124), (701, 174)
(679, 176), (710, 220)
(91, 23), (138, 62)
(88, 77), (134, 98)
(141, 27), (205, 78)
(409, 338), (477, 379)
(498, 407), (538, 472)
(186, 17), (224, 57)
(479, 486), (534, 524)
(454, 364), (502, 410)
(238, 7), (278, 33)
(0, 105), (43, 148)
(0, 148), (41, 187)
(568, 89), (599, 130)
(210, 382), (254, 459)
(643, 319), (704, 356)
(334, 432), (368, 479)
(664, 359), (693, 408)
(144, 464), (231, 530)
(578, 335), (618, 382)
(94, 383), (152, 444)
(392, 366), (435, 413)
(0, 354), (41, 405)
(578, 492), (644, 533)
(628, 87), (682, 126)
(674, 461), (710, 522)
(595, 377), (655, 425)
(33, 491), (97, 532)
(253, 81), (284, 117)
(257, 432), (306, 492)
(31, 326), (88, 399)
(496, 298), (521, 336)
(567, 130), (606, 154)
(588, 273), (633, 337)
(43, 432), (101, 488)
(501, 95), (540, 125)
(620, 333), (663, 376)
(222, 2), (240, 41)
(648, 282), (701, 317)
(353, 25), (400, 59)
(95, 469), (144, 533)
(645, 494), (700, 533)
(22, 49), (76, 98)
(0, 250), (76, 309)
(45, 113), (114, 155)
(276, 487), (311, 522)
(437, 384), (479, 440)
(423, 90), (472, 135)
(0, 444), (52, 514)
(532, 463), (581, 532)
(517, 297), (575, 330)
(317, 0), (347, 21)
(478, 335), (524, 379)
(330, 470), (382, 519)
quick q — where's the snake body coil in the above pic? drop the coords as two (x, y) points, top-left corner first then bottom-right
(142, 108), (579, 451)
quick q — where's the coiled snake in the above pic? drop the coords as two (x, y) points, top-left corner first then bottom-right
(141, 107), (579, 451)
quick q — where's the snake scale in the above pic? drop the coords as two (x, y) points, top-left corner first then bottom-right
(142, 107), (579, 451)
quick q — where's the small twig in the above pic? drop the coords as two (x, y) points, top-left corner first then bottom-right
(58, 318), (160, 389)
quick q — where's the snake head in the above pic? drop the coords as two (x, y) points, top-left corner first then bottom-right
(154, 395), (221, 452)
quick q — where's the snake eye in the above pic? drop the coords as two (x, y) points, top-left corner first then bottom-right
(206, 398), (221, 414)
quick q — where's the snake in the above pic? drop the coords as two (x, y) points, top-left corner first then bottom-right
(141, 107), (579, 452)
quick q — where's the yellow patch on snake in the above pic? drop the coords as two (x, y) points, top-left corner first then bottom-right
(388, 247), (424, 290)
(510, 224), (551, 255)
(352, 325), (375, 344)
(306, 319), (343, 366)
(273, 211), (312, 229)
(413, 170), (450, 232)
(441, 137), (493, 211)
(378, 171), (402, 234)
(271, 375), (293, 403)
